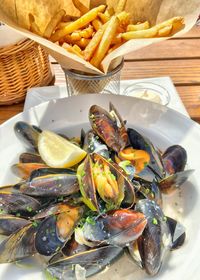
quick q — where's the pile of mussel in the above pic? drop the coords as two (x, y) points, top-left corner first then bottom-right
(0, 103), (193, 279)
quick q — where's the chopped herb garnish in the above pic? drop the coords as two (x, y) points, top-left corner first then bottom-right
(163, 216), (167, 222)
(32, 221), (39, 228)
(26, 206), (33, 213)
(152, 218), (158, 225)
(81, 170), (85, 177)
(144, 162), (148, 167)
(0, 209), (5, 214)
(86, 216), (96, 225)
(16, 213), (21, 217)
(58, 196), (64, 202)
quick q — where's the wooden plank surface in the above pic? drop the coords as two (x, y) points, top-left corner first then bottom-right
(121, 60), (200, 85)
(125, 39), (200, 60)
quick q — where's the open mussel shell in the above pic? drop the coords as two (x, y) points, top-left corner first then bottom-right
(15, 173), (80, 197)
(131, 199), (171, 276)
(134, 178), (162, 206)
(92, 153), (135, 209)
(159, 169), (194, 194)
(0, 223), (37, 263)
(83, 130), (110, 158)
(127, 128), (165, 180)
(12, 163), (47, 180)
(77, 155), (99, 212)
(0, 192), (41, 217)
(89, 104), (128, 153)
(166, 217), (186, 250)
(14, 121), (41, 151)
(47, 245), (123, 279)
(162, 145), (187, 175)
(32, 203), (83, 220)
(49, 236), (89, 264)
(29, 167), (75, 181)
(19, 152), (44, 164)
(35, 206), (83, 256)
(0, 215), (31, 236)
(82, 209), (147, 247)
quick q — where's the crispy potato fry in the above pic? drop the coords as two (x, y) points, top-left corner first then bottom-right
(104, 7), (115, 18)
(98, 12), (110, 23)
(29, 13), (42, 36)
(72, 0), (89, 15)
(155, 16), (184, 31)
(44, 9), (66, 38)
(108, 43), (123, 54)
(50, 5), (106, 42)
(117, 25), (125, 33)
(158, 24), (173, 37)
(111, 34), (123, 45)
(122, 26), (158, 40)
(71, 31), (82, 41)
(76, 38), (91, 49)
(116, 0), (127, 14)
(57, 21), (72, 29)
(127, 21), (150, 31)
(62, 15), (79, 22)
(72, 44), (82, 54)
(83, 22), (108, 61)
(117, 11), (130, 26)
(90, 16), (119, 68)
(92, 19), (102, 31)
(63, 43), (83, 58)
(80, 25), (94, 38)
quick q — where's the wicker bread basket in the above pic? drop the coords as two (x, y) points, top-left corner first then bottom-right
(0, 39), (53, 105)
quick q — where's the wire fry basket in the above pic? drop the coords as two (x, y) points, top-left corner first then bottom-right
(0, 39), (53, 105)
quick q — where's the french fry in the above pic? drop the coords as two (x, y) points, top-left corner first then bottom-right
(117, 11), (130, 26)
(71, 31), (82, 41)
(72, 44), (82, 55)
(76, 38), (91, 49)
(127, 21), (150, 31)
(122, 26), (158, 40)
(111, 34), (123, 45)
(63, 43), (83, 58)
(116, 0), (127, 14)
(83, 22), (108, 61)
(50, 5), (106, 42)
(155, 17), (184, 31)
(92, 19), (102, 31)
(80, 25), (94, 38)
(158, 24), (173, 37)
(29, 13), (42, 36)
(57, 21), (73, 29)
(44, 9), (66, 38)
(98, 12), (110, 23)
(90, 16), (120, 69)
(72, 0), (89, 15)
(62, 15), (79, 22)
(108, 43), (123, 54)
(104, 7), (115, 18)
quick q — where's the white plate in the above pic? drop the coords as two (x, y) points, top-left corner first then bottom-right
(0, 94), (200, 280)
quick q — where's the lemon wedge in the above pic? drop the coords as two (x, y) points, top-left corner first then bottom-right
(38, 130), (87, 168)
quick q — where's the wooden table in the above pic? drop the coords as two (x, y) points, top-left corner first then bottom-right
(0, 25), (200, 125)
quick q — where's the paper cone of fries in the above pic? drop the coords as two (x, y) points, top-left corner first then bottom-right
(0, 0), (199, 75)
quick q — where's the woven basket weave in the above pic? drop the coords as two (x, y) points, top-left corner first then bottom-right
(0, 39), (53, 105)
